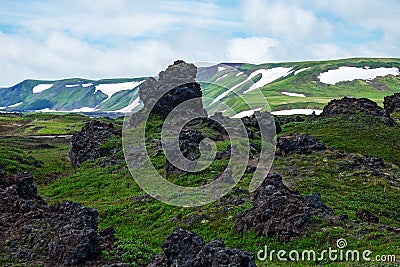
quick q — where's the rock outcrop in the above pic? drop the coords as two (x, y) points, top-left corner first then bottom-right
(276, 134), (326, 156)
(241, 110), (281, 138)
(147, 227), (256, 267)
(139, 60), (207, 118)
(69, 120), (121, 166)
(235, 173), (333, 242)
(0, 170), (115, 266)
(384, 93), (400, 114)
(320, 97), (395, 126)
(165, 129), (205, 177)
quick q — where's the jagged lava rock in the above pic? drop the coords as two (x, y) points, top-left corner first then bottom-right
(276, 134), (326, 156)
(0, 170), (115, 266)
(165, 129), (205, 178)
(320, 97), (395, 126)
(69, 120), (121, 166)
(147, 227), (256, 267)
(139, 60), (207, 118)
(241, 110), (281, 139)
(384, 92), (400, 114)
(235, 173), (333, 242)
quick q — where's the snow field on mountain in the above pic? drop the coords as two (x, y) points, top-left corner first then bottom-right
(94, 81), (144, 100)
(318, 67), (399, 85)
(32, 84), (54, 93)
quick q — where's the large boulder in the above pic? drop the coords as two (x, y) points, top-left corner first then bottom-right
(69, 120), (121, 166)
(147, 227), (256, 267)
(235, 173), (333, 242)
(320, 97), (395, 126)
(139, 60), (207, 118)
(0, 170), (115, 266)
(384, 93), (400, 114)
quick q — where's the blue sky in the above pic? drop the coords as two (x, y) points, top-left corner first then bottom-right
(0, 0), (399, 86)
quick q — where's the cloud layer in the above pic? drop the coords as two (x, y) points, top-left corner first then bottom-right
(0, 0), (399, 86)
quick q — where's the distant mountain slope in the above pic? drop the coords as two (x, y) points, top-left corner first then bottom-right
(1, 58), (399, 116)
(199, 58), (400, 117)
(0, 78), (146, 113)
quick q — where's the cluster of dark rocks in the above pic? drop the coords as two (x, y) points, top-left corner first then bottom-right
(240, 110), (281, 141)
(147, 227), (256, 267)
(69, 120), (121, 167)
(383, 92), (400, 114)
(235, 173), (334, 242)
(0, 170), (116, 266)
(320, 97), (395, 126)
(165, 129), (205, 178)
(276, 134), (327, 156)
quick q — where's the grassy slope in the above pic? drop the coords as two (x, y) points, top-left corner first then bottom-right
(0, 113), (120, 184)
(30, 113), (400, 266)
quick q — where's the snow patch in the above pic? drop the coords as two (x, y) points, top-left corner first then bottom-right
(8, 102), (23, 108)
(212, 67), (292, 104)
(281, 92), (306, 97)
(294, 67), (310, 75)
(318, 67), (399, 85)
(114, 97), (141, 113)
(215, 74), (228, 82)
(69, 107), (99, 112)
(212, 77), (248, 104)
(218, 66), (226, 72)
(243, 67), (293, 94)
(235, 72), (244, 77)
(82, 83), (93, 87)
(37, 108), (60, 112)
(37, 107), (99, 113)
(230, 108), (262, 119)
(271, 109), (322, 116)
(94, 81), (144, 100)
(32, 84), (53, 93)
(65, 84), (80, 88)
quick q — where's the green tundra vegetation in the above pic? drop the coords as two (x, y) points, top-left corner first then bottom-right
(0, 109), (399, 266)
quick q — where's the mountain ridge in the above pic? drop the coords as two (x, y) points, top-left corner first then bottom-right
(1, 58), (399, 116)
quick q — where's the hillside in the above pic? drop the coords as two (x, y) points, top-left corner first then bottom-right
(0, 61), (399, 266)
(1, 58), (399, 116)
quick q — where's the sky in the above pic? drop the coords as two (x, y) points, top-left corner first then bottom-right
(0, 0), (399, 87)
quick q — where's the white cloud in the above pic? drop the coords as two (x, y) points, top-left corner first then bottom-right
(226, 37), (279, 63)
(0, 0), (399, 86)
(0, 31), (177, 86)
(306, 43), (350, 61)
(241, 0), (333, 41)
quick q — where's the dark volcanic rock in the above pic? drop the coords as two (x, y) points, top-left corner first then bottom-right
(276, 115), (305, 126)
(321, 97), (395, 126)
(384, 93), (400, 114)
(165, 129), (205, 178)
(241, 110), (281, 138)
(276, 134), (326, 156)
(346, 154), (385, 170)
(69, 120), (121, 167)
(356, 209), (379, 223)
(0, 171), (115, 266)
(235, 173), (333, 242)
(147, 227), (256, 267)
(139, 60), (207, 118)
